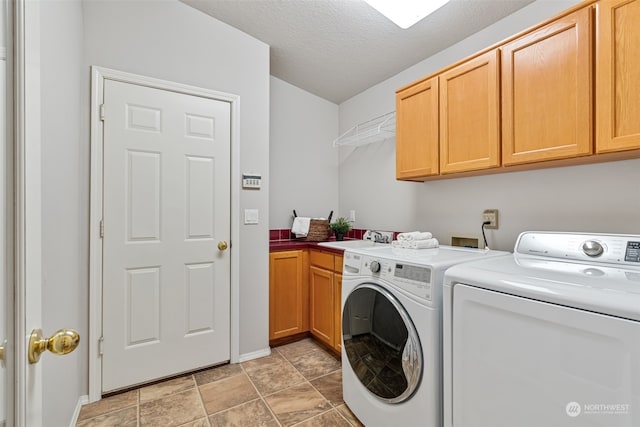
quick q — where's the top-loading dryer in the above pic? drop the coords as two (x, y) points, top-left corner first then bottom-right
(443, 231), (640, 427)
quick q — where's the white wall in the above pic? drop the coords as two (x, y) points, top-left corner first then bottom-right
(37, 0), (270, 423)
(82, 0), (270, 356)
(40, 1), (86, 426)
(339, 0), (640, 251)
(269, 76), (339, 228)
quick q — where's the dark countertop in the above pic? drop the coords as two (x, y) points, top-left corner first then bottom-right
(269, 239), (350, 255)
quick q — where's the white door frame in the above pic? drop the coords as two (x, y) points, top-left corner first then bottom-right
(13, 0), (44, 425)
(88, 66), (241, 402)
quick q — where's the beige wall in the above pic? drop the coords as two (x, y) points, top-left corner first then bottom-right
(269, 76), (339, 228)
(40, 1), (270, 423)
(41, 1), (86, 425)
(82, 0), (270, 358)
(338, 0), (640, 251)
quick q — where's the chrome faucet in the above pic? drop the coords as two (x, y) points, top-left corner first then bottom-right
(372, 231), (389, 244)
(364, 229), (392, 243)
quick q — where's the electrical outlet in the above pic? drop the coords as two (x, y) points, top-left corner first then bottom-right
(482, 209), (499, 229)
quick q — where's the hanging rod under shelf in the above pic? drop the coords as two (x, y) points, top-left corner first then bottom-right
(333, 111), (396, 148)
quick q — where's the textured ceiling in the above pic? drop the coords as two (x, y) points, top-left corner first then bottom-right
(182, 0), (536, 104)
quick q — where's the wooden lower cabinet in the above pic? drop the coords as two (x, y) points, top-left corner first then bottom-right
(309, 249), (343, 352)
(334, 273), (342, 353)
(309, 265), (335, 347)
(269, 250), (308, 341)
(269, 248), (343, 351)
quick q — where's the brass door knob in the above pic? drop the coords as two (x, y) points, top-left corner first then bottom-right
(29, 328), (80, 364)
(0, 339), (5, 363)
(218, 240), (228, 251)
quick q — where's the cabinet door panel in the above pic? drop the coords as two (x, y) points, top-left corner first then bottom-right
(269, 251), (305, 340)
(310, 249), (334, 270)
(334, 273), (342, 352)
(440, 50), (500, 173)
(309, 266), (334, 347)
(596, 0), (640, 152)
(396, 77), (439, 180)
(502, 7), (592, 165)
(334, 255), (343, 273)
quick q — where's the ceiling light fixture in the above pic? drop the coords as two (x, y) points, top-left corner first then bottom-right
(364, 0), (451, 29)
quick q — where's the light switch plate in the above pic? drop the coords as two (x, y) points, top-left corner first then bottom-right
(244, 209), (259, 225)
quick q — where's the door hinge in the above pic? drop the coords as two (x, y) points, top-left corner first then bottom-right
(98, 336), (104, 357)
(99, 104), (105, 121)
(99, 219), (104, 238)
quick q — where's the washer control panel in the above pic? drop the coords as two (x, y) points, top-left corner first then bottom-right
(394, 263), (431, 284)
(516, 232), (640, 265)
(361, 256), (433, 301)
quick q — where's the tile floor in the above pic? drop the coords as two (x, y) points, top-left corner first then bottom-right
(76, 338), (363, 426)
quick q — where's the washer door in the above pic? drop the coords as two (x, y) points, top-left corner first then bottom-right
(343, 283), (422, 403)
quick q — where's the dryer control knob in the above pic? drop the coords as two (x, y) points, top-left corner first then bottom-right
(370, 260), (381, 273)
(582, 240), (604, 257)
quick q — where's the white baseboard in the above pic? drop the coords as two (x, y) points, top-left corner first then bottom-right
(69, 395), (89, 427)
(238, 347), (271, 363)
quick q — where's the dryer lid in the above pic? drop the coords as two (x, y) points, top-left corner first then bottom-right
(444, 254), (640, 322)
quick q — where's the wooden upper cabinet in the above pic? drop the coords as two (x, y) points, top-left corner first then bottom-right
(596, 0), (640, 153)
(396, 76), (439, 180)
(501, 7), (593, 166)
(439, 49), (501, 174)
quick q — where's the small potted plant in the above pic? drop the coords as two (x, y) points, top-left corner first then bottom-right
(329, 217), (351, 241)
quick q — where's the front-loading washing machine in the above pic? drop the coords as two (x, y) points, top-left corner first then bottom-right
(341, 245), (508, 427)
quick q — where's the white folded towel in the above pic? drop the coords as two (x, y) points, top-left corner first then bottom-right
(407, 238), (439, 249)
(392, 238), (439, 249)
(397, 231), (433, 241)
(291, 217), (311, 238)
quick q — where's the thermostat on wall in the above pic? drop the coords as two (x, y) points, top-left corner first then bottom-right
(242, 173), (262, 189)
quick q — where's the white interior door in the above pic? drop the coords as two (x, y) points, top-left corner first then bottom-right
(101, 79), (231, 392)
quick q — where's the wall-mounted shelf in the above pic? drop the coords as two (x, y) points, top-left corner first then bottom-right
(333, 111), (396, 147)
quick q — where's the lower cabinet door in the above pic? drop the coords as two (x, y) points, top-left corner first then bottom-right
(269, 250), (307, 340)
(309, 265), (335, 347)
(334, 273), (342, 352)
